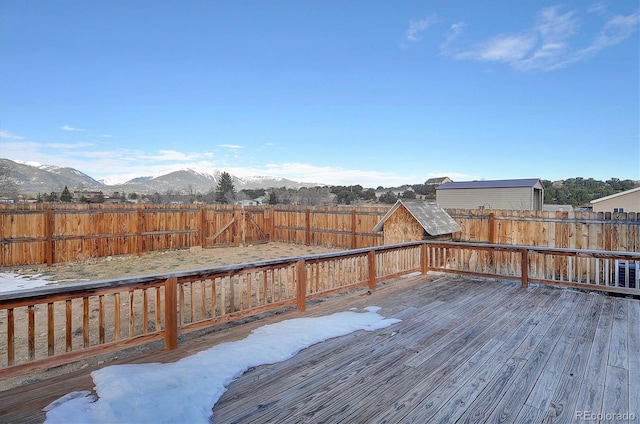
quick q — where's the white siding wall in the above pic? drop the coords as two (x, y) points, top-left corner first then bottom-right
(592, 191), (640, 213)
(437, 187), (535, 210)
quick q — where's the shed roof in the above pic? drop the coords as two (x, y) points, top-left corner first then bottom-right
(437, 178), (542, 190)
(372, 200), (461, 235)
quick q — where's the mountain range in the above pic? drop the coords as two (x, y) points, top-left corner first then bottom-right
(0, 158), (322, 196)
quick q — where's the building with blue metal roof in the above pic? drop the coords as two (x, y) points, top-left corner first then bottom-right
(436, 178), (544, 211)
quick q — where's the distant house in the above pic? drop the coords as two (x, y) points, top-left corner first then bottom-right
(543, 204), (574, 213)
(590, 187), (640, 213)
(372, 200), (461, 244)
(374, 185), (414, 199)
(236, 199), (260, 207)
(73, 191), (112, 204)
(425, 177), (452, 186)
(436, 178), (544, 211)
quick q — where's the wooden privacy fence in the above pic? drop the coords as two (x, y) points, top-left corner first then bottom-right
(449, 209), (640, 252)
(2, 241), (638, 379)
(0, 205), (273, 267)
(1, 204), (638, 268)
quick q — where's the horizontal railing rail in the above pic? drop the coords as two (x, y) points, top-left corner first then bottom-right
(1, 241), (638, 379)
(424, 241), (640, 296)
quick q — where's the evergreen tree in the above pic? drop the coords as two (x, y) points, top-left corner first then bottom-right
(402, 190), (416, 199)
(46, 191), (59, 202)
(379, 191), (397, 204)
(214, 172), (236, 204)
(60, 186), (73, 203)
(268, 190), (278, 205)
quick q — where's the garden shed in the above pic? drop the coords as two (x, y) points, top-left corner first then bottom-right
(372, 200), (461, 244)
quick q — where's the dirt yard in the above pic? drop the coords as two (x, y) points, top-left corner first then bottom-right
(8, 242), (341, 284)
(1, 243), (343, 391)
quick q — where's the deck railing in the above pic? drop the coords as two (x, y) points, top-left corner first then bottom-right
(424, 241), (640, 296)
(1, 241), (638, 379)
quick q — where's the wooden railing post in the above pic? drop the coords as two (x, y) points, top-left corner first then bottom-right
(164, 276), (178, 350)
(296, 260), (307, 311)
(368, 251), (376, 292)
(421, 243), (428, 275)
(521, 248), (529, 288)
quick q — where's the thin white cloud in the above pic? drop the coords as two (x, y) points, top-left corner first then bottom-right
(587, 1), (607, 15)
(138, 150), (215, 162)
(258, 162), (420, 187)
(442, 5), (639, 71)
(406, 14), (438, 42)
(455, 33), (538, 63)
(47, 142), (95, 149)
(562, 10), (640, 67)
(217, 144), (244, 149)
(440, 22), (467, 54)
(60, 125), (85, 131)
(0, 130), (24, 140)
(1, 141), (43, 160)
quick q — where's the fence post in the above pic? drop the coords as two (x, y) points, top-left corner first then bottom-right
(164, 276), (178, 350)
(488, 213), (496, 244)
(296, 259), (307, 311)
(200, 207), (206, 247)
(136, 208), (144, 257)
(520, 248), (529, 288)
(45, 207), (53, 266)
(368, 250), (376, 292)
(305, 209), (311, 246)
(351, 209), (357, 249)
(234, 210), (242, 245)
(268, 207), (274, 242)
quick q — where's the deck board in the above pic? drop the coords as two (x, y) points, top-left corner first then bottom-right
(0, 275), (638, 424)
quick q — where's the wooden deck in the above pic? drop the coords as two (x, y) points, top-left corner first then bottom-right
(2, 275), (639, 423)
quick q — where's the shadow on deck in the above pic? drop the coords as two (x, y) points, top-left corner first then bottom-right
(2, 275), (639, 423)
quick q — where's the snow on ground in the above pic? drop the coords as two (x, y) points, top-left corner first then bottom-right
(44, 306), (401, 424)
(0, 273), (58, 293)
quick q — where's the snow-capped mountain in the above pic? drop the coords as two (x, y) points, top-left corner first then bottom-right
(1, 159), (106, 194)
(0, 159), (322, 196)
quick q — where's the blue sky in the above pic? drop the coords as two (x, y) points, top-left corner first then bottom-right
(1, 1), (638, 188)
